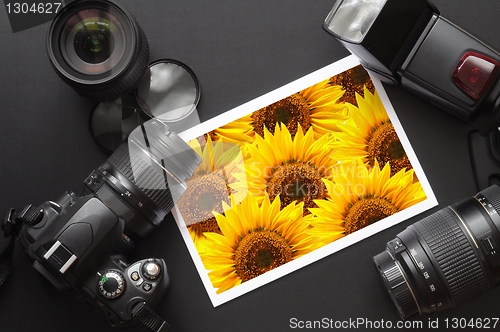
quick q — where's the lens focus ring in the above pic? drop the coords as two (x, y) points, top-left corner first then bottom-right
(413, 208), (489, 307)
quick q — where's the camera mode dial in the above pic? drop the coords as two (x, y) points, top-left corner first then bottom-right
(142, 259), (161, 280)
(98, 271), (125, 299)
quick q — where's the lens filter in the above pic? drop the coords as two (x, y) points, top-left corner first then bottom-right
(135, 59), (201, 133)
(90, 94), (145, 153)
(90, 58), (201, 153)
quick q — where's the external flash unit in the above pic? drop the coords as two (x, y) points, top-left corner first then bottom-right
(324, 0), (500, 134)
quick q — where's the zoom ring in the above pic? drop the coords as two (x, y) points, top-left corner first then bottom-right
(413, 209), (488, 306)
(107, 142), (174, 213)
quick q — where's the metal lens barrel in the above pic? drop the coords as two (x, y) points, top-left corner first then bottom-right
(373, 185), (500, 318)
(84, 120), (201, 240)
(47, 0), (149, 101)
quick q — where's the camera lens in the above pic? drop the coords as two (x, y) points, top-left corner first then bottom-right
(373, 185), (500, 318)
(73, 20), (113, 64)
(84, 119), (201, 240)
(47, 0), (149, 101)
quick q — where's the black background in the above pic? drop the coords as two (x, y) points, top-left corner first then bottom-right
(1, 0), (500, 331)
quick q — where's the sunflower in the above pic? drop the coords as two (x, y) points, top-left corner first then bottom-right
(247, 79), (346, 140)
(308, 160), (426, 244)
(199, 193), (317, 293)
(177, 136), (247, 242)
(329, 64), (375, 106)
(234, 124), (336, 215)
(206, 113), (254, 146)
(331, 86), (411, 175)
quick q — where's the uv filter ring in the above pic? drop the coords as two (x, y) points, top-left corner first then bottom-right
(89, 95), (146, 153)
(135, 58), (201, 123)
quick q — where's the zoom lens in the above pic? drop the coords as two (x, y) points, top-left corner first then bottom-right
(47, 0), (149, 101)
(84, 120), (201, 240)
(374, 185), (500, 319)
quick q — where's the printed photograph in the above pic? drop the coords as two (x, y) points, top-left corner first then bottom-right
(172, 56), (437, 306)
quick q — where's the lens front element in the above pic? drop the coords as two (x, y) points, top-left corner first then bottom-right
(73, 19), (114, 64)
(62, 9), (126, 75)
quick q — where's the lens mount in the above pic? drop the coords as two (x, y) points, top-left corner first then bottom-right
(373, 249), (420, 318)
(47, 0), (149, 101)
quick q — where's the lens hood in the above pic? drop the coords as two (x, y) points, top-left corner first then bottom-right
(47, 0), (149, 101)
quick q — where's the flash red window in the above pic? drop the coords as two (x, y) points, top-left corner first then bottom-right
(453, 52), (500, 100)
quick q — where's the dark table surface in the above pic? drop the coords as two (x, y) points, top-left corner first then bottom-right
(1, 0), (500, 331)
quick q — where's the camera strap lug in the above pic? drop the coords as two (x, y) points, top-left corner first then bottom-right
(17, 205), (44, 226)
(0, 208), (21, 288)
(1, 205), (47, 290)
(0, 236), (15, 287)
(131, 301), (171, 332)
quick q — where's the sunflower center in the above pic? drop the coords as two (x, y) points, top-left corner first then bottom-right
(330, 64), (375, 106)
(251, 93), (311, 138)
(199, 192), (220, 212)
(177, 173), (230, 226)
(234, 230), (293, 282)
(389, 140), (405, 160)
(368, 122), (412, 175)
(275, 106), (292, 125)
(351, 65), (372, 86)
(267, 162), (327, 213)
(189, 217), (221, 235)
(287, 180), (307, 200)
(344, 197), (397, 235)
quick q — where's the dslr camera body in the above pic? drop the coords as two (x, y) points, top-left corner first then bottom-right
(3, 121), (201, 330)
(10, 194), (169, 329)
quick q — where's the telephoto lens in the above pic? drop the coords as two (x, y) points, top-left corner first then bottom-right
(47, 0), (149, 101)
(374, 185), (500, 319)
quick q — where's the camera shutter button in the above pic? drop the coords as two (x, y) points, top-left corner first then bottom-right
(142, 260), (161, 280)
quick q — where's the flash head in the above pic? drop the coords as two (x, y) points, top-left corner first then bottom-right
(324, 0), (500, 128)
(324, 0), (386, 43)
(324, 0), (438, 84)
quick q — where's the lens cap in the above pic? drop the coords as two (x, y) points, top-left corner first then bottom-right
(135, 59), (201, 133)
(90, 93), (145, 153)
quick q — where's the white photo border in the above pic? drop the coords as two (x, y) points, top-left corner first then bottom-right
(171, 55), (438, 307)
